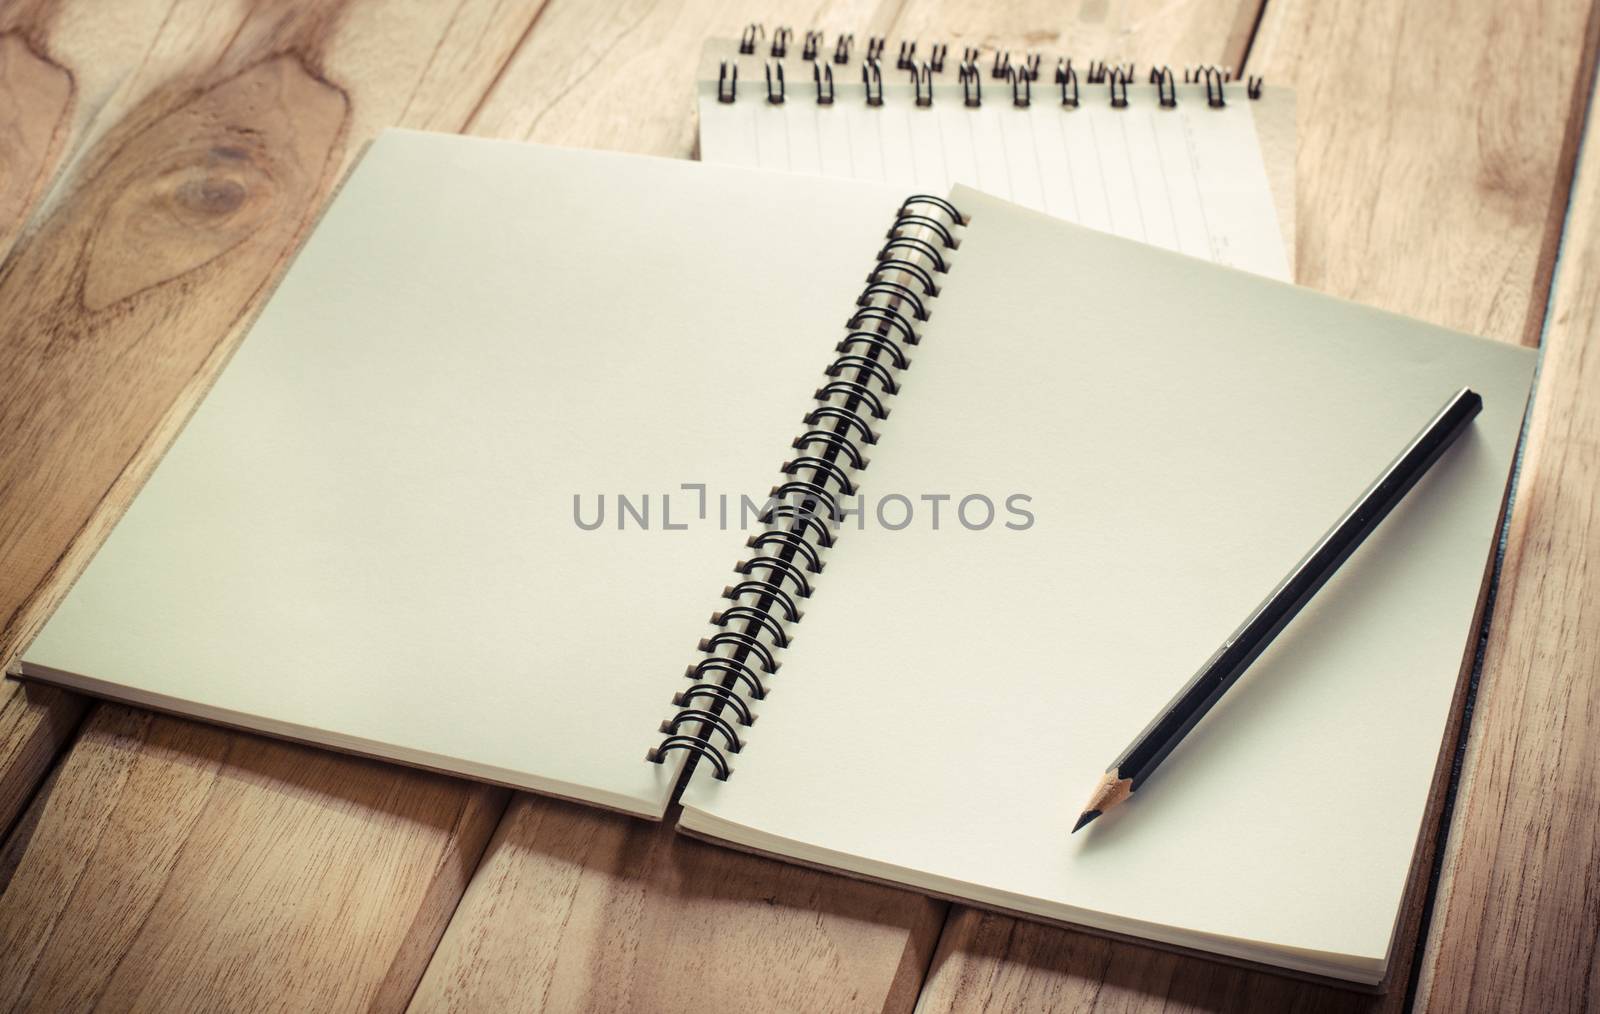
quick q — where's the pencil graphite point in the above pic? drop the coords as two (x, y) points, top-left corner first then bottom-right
(1073, 771), (1134, 833)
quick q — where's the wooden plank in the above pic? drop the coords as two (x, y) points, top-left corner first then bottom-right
(0, 682), (82, 840)
(0, 27), (71, 260)
(917, 0), (1600, 1011)
(411, 797), (945, 1012)
(1249, 0), (1596, 347)
(922, 908), (1375, 1013)
(0, 0), (204, 841)
(884, 0), (1262, 69)
(0, 0), (549, 1007)
(0, 706), (506, 1011)
(1412, 49), (1600, 1013)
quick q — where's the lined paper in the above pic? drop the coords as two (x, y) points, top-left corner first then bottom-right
(700, 79), (1291, 280)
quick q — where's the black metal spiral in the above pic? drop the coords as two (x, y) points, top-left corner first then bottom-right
(912, 63), (934, 107)
(1009, 65), (1032, 108)
(814, 62), (834, 105)
(1156, 66), (1177, 108)
(863, 58), (884, 106)
(647, 195), (967, 780)
(718, 28), (1264, 107)
(1109, 66), (1130, 108)
(960, 60), (982, 107)
(739, 23), (762, 56)
(1057, 59), (1080, 108)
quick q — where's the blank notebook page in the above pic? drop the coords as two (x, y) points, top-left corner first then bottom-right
(18, 130), (900, 818)
(680, 188), (1535, 979)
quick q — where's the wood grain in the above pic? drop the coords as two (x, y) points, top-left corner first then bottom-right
(0, 0), (196, 842)
(885, 0), (1263, 69)
(0, 26), (71, 261)
(0, 0), (541, 1008)
(0, 683), (82, 843)
(0, 5), (360, 846)
(411, 798), (944, 1013)
(0, 0), (330, 840)
(1412, 51), (1600, 1013)
(914, 0), (1600, 1009)
(0, 706), (506, 1012)
(1249, 0), (1597, 347)
(922, 907), (1388, 1013)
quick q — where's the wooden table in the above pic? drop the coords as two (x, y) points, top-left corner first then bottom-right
(1, 1), (1596, 1010)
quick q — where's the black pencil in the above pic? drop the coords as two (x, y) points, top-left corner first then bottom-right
(1072, 387), (1484, 833)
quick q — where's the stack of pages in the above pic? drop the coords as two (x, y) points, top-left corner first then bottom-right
(12, 129), (1533, 987)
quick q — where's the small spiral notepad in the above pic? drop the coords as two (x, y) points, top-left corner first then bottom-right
(697, 30), (1295, 280)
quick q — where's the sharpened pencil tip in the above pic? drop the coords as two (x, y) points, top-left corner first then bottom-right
(1073, 771), (1133, 831)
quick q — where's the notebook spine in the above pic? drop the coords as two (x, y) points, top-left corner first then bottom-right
(714, 28), (1264, 108)
(647, 194), (967, 781)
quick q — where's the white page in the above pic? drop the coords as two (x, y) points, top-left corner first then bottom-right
(16, 131), (901, 819)
(680, 188), (1535, 978)
(700, 62), (1292, 280)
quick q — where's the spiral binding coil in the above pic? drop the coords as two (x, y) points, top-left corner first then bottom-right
(721, 28), (1261, 109)
(647, 195), (967, 781)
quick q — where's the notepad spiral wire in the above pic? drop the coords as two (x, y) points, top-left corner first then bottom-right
(710, 24), (1262, 109)
(647, 194), (966, 780)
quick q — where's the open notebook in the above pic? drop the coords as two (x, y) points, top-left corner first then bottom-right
(10, 131), (1534, 986)
(696, 33), (1297, 280)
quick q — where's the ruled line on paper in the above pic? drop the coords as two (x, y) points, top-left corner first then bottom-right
(1087, 115), (1119, 238)
(1056, 111), (1082, 223)
(1183, 107), (1223, 264)
(1027, 112), (1052, 217)
(1117, 113), (1150, 243)
(1151, 115), (1182, 248)
(695, 84), (1289, 280)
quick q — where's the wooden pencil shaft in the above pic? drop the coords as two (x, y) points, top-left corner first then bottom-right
(1113, 387), (1484, 785)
